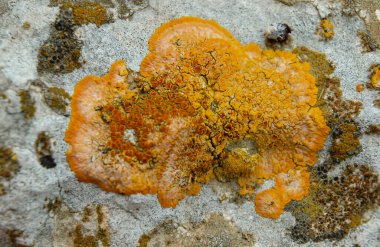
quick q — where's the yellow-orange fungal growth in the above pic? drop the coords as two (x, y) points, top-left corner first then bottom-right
(65, 17), (330, 218)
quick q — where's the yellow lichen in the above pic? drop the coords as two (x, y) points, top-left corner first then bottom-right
(60, 0), (109, 27)
(18, 90), (36, 119)
(65, 17), (329, 218)
(370, 66), (380, 89)
(317, 19), (334, 40)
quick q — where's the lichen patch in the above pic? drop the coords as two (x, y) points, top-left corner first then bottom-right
(65, 17), (329, 218)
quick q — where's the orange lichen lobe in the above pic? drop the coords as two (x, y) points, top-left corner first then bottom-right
(65, 17), (329, 218)
(255, 189), (286, 219)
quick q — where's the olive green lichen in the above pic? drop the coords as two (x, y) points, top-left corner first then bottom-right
(358, 31), (378, 52)
(0, 146), (20, 196)
(43, 87), (71, 116)
(18, 90), (36, 119)
(22, 21), (31, 30)
(287, 47), (377, 243)
(291, 164), (379, 242)
(330, 123), (361, 160)
(61, 1), (110, 27)
(138, 214), (255, 247)
(294, 47), (362, 161)
(35, 132), (57, 169)
(115, 0), (149, 19)
(365, 124), (380, 135)
(37, 8), (83, 74)
(73, 205), (110, 247)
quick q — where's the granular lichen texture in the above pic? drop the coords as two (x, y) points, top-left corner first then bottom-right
(65, 17), (329, 218)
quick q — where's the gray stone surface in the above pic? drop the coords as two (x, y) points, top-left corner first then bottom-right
(0, 0), (379, 246)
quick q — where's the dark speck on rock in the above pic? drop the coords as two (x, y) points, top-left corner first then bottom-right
(264, 23), (292, 43)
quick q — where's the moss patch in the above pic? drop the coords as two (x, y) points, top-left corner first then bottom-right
(330, 123), (361, 160)
(294, 47), (362, 162)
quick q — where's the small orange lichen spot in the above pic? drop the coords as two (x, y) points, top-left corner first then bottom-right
(317, 19), (334, 40)
(356, 83), (364, 92)
(65, 17), (330, 219)
(371, 66), (380, 89)
(255, 189), (286, 219)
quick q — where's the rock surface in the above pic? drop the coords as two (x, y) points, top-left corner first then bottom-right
(0, 0), (379, 246)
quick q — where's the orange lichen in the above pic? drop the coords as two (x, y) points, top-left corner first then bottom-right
(356, 83), (364, 92)
(275, 168), (310, 201)
(65, 17), (329, 218)
(317, 19), (334, 40)
(255, 189), (287, 219)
